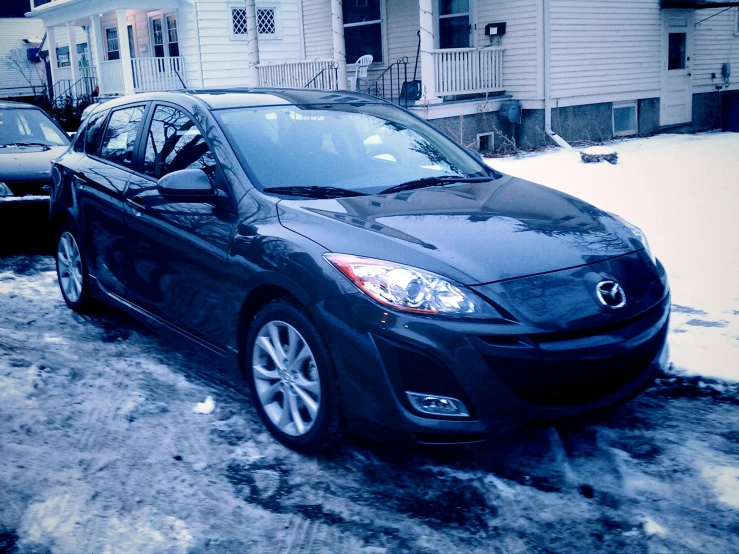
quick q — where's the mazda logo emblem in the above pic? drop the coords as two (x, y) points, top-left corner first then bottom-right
(596, 280), (626, 308)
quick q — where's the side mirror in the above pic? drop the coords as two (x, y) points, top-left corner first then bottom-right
(157, 168), (215, 202)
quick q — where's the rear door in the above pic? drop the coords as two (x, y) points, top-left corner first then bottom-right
(660, 10), (694, 127)
(121, 102), (238, 347)
(74, 103), (148, 297)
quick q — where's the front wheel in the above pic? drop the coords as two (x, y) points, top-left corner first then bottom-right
(246, 301), (343, 452)
(55, 226), (92, 312)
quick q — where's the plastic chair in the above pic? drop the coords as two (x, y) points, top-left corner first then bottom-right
(350, 55), (373, 92)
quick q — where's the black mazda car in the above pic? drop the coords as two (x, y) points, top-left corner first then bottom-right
(49, 90), (670, 451)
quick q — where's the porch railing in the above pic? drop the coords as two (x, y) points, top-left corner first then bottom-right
(257, 60), (340, 90)
(100, 60), (125, 94)
(433, 47), (505, 96)
(362, 58), (411, 108)
(132, 57), (186, 92)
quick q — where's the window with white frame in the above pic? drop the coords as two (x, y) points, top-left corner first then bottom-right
(735, 7), (739, 35)
(231, 7), (278, 38)
(343, 0), (383, 64)
(257, 8), (276, 35)
(612, 101), (638, 137)
(105, 27), (120, 61)
(167, 14), (179, 56)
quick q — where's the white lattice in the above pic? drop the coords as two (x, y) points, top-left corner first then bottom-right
(232, 8), (248, 35)
(257, 8), (276, 35)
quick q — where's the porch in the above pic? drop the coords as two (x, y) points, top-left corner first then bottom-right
(28, 0), (187, 100)
(255, 0), (506, 106)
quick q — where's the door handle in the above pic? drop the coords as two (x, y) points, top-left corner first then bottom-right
(72, 172), (86, 189)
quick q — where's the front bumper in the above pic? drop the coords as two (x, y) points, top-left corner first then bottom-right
(310, 259), (670, 445)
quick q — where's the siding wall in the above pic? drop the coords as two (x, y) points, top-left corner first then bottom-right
(0, 18), (46, 98)
(301, 0), (332, 60)
(693, 7), (739, 93)
(190, 0), (302, 89)
(477, 0), (541, 101)
(549, 0), (662, 104)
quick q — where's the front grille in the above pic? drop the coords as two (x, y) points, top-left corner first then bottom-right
(480, 323), (667, 408)
(4, 180), (50, 197)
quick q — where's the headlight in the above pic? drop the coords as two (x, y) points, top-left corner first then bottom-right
(609, 213), (656, 264)
(324, 254), (501, 318)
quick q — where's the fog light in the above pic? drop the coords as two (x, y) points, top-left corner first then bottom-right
(406, 392), (470, 417)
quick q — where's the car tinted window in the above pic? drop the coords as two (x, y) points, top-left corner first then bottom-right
(85, 109), (109, 155)
(99, 106), (146, 167)
(143, 105), (216, 184)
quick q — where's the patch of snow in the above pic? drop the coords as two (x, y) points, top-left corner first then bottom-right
(642, 516), (667, 536)
(488, 132), (739, 382)
(701, 465), (739, 510)
(193, 395), (215, 414)
(580, 145), (617, 155)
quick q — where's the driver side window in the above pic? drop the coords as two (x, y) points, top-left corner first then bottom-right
(143, 105), (217, 184)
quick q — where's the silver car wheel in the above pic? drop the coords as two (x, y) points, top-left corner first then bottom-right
(57, 231), (84, 304)
(252, 320), (321, 437)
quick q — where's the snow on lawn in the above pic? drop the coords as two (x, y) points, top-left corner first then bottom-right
(487, 132), (739, 382)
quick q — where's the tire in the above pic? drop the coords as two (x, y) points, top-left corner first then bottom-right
(245, 300), (343, 452)
(55, 224), (93, 313)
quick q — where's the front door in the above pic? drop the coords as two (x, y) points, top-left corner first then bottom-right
(661, 10), (694, 127)
(121, 103), (237, 347)
(438, 0), (472, 49)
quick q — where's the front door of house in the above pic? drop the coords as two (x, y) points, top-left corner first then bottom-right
(438, 0), (472, 49)
(661, 10), (694, 127)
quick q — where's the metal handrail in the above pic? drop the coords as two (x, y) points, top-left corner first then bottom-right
(362, 57), (409, 108)
(304, 61), (339, 89)
(54, 76), (96, 106)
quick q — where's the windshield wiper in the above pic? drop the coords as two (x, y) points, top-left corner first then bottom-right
(379, 175), (493, 195)
(262, 186), (368, 199)
(0, 142), (53, 148)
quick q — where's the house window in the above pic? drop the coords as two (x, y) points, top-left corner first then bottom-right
(232, 8), (248, 35)
(735, 7), (739, 35)
(613, 101), (638, 137)
(257, 8), (276, 35)
(152, 17), (165, 57)
(438, 0), (471, 49)
(668, 32), (687, 70)
(167, 15), (179, 57)
(56, 46), (70, 67)
(477, 132), (494, 152)
(343, 0), (383, 64)
(106, 27), (120, 61)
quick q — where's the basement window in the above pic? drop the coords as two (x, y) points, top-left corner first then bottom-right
(612, 102), (638, 137)
(477, 132), (494, 152)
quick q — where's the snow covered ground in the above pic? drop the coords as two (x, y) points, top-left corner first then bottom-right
(488, 132), (739, 382)
(0, 132), (738, 553)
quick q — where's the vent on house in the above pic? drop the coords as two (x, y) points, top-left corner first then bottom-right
(232, 8), (248, 35)
(613, 102), (638, 137)
(257, 8), (276, 35)
(477, 132), (494, 153)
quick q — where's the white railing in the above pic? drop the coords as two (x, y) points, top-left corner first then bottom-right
(101, 60), (124, 94)
(433, 47), (505, 96)
(257, 60), (339, 89)
(132, 57), (186, 92)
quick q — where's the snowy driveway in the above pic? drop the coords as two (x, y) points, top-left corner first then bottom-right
(1, 133), (739, 553)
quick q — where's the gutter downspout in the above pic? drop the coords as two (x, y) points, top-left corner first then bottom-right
(543, 0), (572, 149)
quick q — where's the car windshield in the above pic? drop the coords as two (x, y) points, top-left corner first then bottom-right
(215, 103), (491, 195)
(0, 107), (69, 147)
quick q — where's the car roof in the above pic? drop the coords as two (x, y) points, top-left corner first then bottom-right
(0, 99), (42, 109)
(83, 88), (387, 113)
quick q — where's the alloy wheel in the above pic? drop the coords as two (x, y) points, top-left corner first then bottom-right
(57, 231), (84, 304)
(252, 321), (321, 437)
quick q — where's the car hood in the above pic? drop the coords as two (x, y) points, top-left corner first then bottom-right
(276, 174), (641, 285)
(0, 145), (68, 181)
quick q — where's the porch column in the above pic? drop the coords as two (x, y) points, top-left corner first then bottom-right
(418, 0), (441, 103)
(46, 26), (59, 98)
(90, 14), (106, 93)
(245, 0), (260, 86)
(330, 0), (347, 90)
(116, 9), (135, 95)
(67, 24), (80, 96)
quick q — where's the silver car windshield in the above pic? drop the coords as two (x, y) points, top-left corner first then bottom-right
(215, 103), (489, 194)
(0, 107), (69, 147)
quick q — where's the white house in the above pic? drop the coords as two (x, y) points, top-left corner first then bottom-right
(0, 17), (47, 100)
(26, 0), (739, 148)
